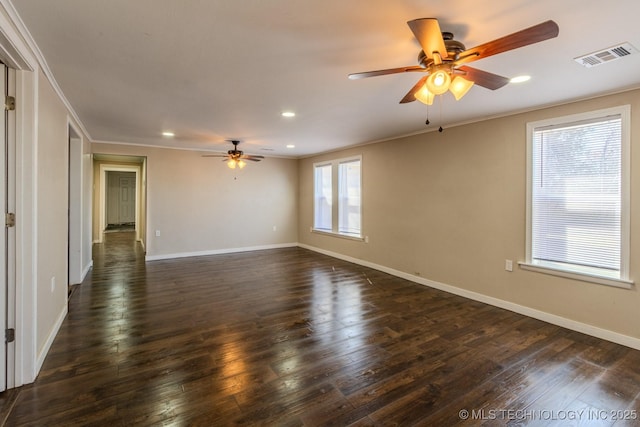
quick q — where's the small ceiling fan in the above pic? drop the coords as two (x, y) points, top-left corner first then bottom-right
(349, 18), (559, 105)
(203, 140), (264, 169)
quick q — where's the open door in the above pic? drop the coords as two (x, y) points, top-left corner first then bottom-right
(0, 62), (16, 392)
(68, 126), (82, 289)
(0, 62), (7, 393)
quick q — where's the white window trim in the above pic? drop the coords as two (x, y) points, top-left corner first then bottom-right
(312, 155), (363, 239)
(523, 105), (632, 288)
(311, 228), (365, 242)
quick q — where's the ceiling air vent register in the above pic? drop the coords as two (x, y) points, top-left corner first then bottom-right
(574, 42), (638, 68)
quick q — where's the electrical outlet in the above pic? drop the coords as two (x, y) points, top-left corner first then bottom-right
(155, 230), (161, 237)
(365, 236), (369, 243)
(505, 259), (513, 272)
(51, 276), (56, 292)
(273, 225), (277, 231)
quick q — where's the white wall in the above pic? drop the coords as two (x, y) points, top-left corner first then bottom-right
(91, 143), (299, 259)
(299, 89), (640, 349)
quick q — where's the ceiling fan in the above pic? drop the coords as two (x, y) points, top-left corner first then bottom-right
(349, 18), (559, 105)
(203, 140), (264, 169)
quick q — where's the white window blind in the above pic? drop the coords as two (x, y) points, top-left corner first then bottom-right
(313, 156), (362, 238)
(531, 115), (622, 278)
(313, 164), (332, 231)
(338, 159), (361, 235)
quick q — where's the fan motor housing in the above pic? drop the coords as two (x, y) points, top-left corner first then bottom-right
(417, 33), (466, 67)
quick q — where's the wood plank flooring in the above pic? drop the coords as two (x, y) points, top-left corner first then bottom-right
(4, 231), (640, 425)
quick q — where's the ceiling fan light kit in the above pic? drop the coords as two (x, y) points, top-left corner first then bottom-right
(448, 76), (474, 100)
(349, 18), (559, 109)
(202, 140), (264, 169)
(415, 84), (435, 105)
(227, 159), (246, 169)
(426, 68), (451, 95)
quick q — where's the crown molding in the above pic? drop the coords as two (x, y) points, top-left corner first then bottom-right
(0, 0), (93, 140)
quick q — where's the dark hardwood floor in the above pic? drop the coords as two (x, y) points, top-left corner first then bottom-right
(4, 231), (640, 425)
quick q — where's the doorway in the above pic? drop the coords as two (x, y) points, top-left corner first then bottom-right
(93, 155), (147, 250)
(106, 171), (136, 231)
(68, 125), (82, 289)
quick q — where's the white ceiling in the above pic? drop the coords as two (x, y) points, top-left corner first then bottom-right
(10, 0), (640, 158)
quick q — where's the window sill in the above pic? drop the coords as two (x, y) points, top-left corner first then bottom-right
(518, 262), (633, 289)
(311, 229), (364, 242)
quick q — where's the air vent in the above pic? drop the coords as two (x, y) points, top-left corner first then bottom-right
(574, 42), (638, 68)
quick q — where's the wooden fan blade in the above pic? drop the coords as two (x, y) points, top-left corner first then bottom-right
(400, 75), (428, 104)
(407, 18), (448, 60)
(241, 155), (264, 161)
(348, 66), (424, 79)
(457, 66), (510, 90)
(455, 20), (559, 65)
(202, 154), (228, 158)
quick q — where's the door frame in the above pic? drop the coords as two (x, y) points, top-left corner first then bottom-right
(106, 171), (136, 226)
(67, 123), (82, 287)
(99, 164), (141, 243)
(0, 0), (39, 388)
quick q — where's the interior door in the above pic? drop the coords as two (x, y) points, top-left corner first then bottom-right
(106, 172), (119, 226)
(0, 63), (8, 392)
(5, 64), (14, 391)
(118, 175), (135, 224)
(68, 133), (82, 286)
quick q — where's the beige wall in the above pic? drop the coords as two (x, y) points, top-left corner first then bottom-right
(33, 69), (93, 363)
(299, 89), (640, 342)
(92, 143), (298, 258)
(35, 70), (72, 357)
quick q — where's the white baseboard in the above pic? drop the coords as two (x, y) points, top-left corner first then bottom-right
(81, 260), (93, 281)
(35, 303), (68, 376)
(298, 243), (640, 351)
(145, 242), (298, 262)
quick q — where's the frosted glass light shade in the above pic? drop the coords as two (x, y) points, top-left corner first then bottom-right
(415, 84), (435, 105)
(449, 76), (474, 100)
(426, 70), (451, 95)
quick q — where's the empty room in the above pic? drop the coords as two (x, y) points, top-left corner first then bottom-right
(1, 0), (640, 425)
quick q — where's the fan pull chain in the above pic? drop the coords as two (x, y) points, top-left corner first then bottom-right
(424, 96), (444, 132)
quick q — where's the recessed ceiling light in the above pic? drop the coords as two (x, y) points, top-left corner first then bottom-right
(286, 144), (295, 149)
(510, 75), (531, 84)
(162, 131), (175, 137)
(281, 111), (296, 118)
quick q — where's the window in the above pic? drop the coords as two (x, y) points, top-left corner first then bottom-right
(338, 160), (361, 235)
(524, 106), (631, 287)
(313, 156), (362, 238)
(314, 164), (332, 231)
